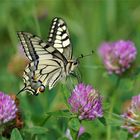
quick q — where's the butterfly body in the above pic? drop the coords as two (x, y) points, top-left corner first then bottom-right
(18, 17), (78, 95)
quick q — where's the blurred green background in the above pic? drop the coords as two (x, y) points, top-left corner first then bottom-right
(1, 0), (140, 139)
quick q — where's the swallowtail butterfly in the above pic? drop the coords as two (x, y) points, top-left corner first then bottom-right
(17, 17), (79, 95)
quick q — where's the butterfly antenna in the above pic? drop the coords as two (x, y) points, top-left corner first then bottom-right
(77, 50), (94, 60)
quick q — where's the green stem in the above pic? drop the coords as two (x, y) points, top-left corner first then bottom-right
(70, 119), (82, 140)
(108, 77), (120, 98)
(61, 85), (71, 109)
(70, 129), (79, 140)
(40, 115), (51, 126)
(107, 77), (121, 140)
(0, 126), (3, 137)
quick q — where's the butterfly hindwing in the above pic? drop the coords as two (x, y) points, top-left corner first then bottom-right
(18, 32), (66, 95)
(23, 59), (63, 94)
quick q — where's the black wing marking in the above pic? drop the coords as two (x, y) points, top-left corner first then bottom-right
(47, 17), (72, 60)
(17, 32), (50, 61)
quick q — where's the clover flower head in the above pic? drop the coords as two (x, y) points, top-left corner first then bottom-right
(68, 83), (103, 120)
(121, 94), (140, 138)
(99, 40), (137, 74)
(0, 92), (18, 125)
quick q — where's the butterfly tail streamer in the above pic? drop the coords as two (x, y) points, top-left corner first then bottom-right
(17, 86), (26, 95)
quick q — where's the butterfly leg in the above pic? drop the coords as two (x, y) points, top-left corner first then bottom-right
(70, 68), (82, 83)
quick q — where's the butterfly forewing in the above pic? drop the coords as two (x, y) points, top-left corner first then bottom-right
(47, 18), (72, 60)
(18, 32), (48, 61)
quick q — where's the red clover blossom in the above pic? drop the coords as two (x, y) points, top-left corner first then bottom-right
(0, 92), (18, 125)
(68, 83), (103, 120)
(121, 94), (140, 138)
(99, 40), (137, 74)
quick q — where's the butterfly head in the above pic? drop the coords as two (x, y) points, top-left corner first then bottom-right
(67, 60), (79, 74)
(72, 59), (79, 67)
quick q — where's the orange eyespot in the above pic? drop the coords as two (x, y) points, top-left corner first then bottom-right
(37, 85), (45, 93)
